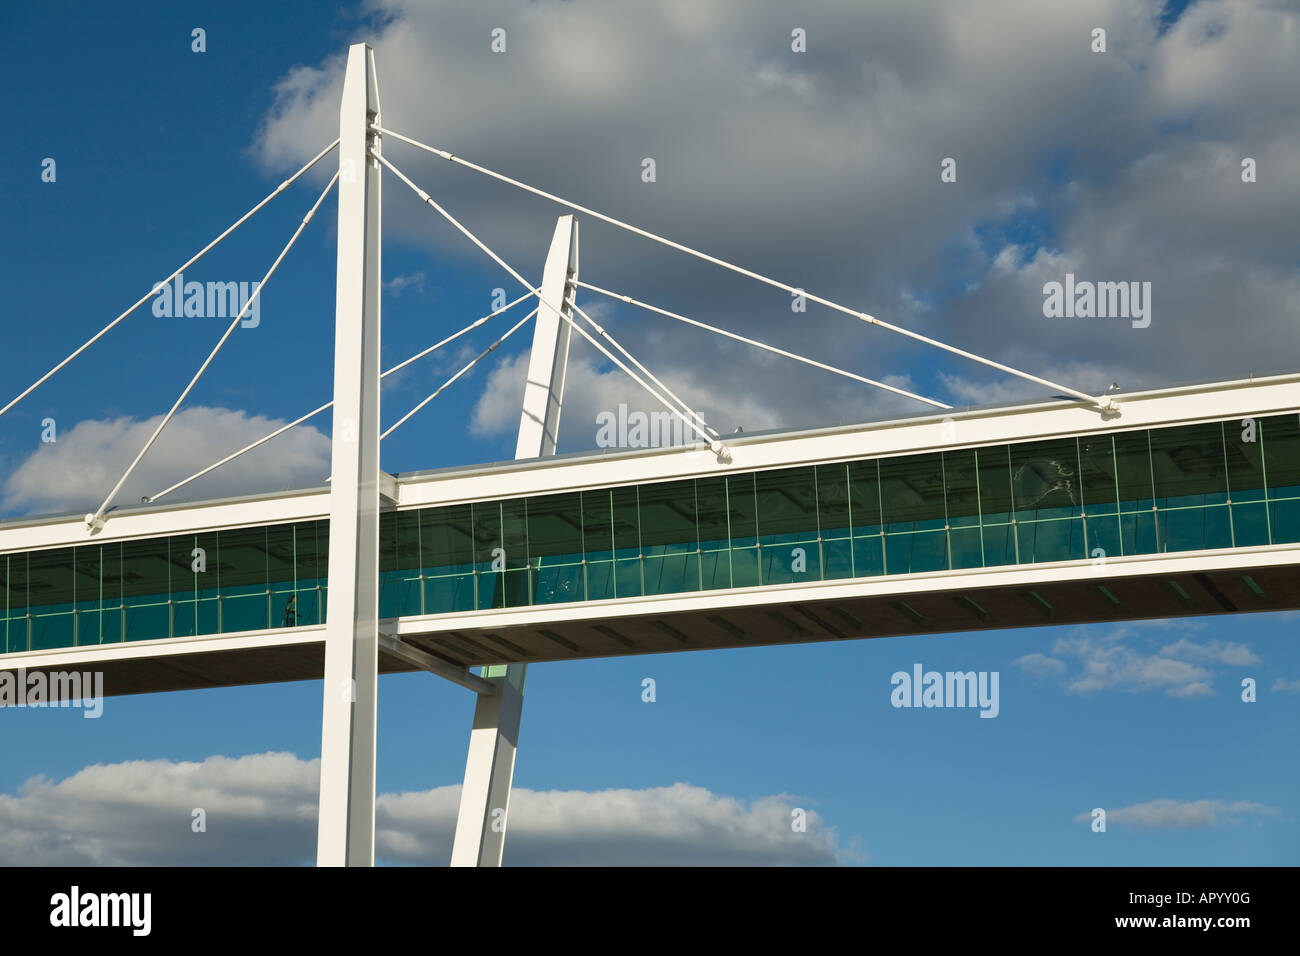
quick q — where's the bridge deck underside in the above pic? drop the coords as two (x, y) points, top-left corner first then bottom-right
(5, 562), (1296, 699)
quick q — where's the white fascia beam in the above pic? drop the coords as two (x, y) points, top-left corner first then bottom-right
(376, 631), (498, 695)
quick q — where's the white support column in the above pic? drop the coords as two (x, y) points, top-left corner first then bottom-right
(317, 43), (382, 868)
(451, 215), (579, 867)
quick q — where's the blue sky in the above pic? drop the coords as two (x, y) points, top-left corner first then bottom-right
(1, 0), (1297, 865)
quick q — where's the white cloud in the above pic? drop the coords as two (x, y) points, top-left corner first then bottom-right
(1, 406), (330, 518)
(1158, 637), (1258, 667)
(1013, 652), (1067, 680)
(247, 0), (1300, 438)
(384, 270), (427, 296)
(1017, 622), (1258, 697)
(0, 753), (854, 866)
(1271, 677), (1300, 694)
(1074, 798), (1281, 829)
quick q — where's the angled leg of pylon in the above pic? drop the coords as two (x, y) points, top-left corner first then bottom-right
(451, 215), (578, 867)
(317, 43), (383, 867)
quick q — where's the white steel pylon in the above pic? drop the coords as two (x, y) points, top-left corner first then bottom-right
(451, 215), (580, 866)
(317, 43), (383, 867)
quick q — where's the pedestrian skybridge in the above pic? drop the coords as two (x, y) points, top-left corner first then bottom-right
(4, 370), (1300, 697)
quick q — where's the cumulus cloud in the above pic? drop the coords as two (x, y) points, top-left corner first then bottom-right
(0, 753), (852, 866)
(384, 270), (428, 296)
(1074, 798), (1281, 829)
(247, 0), (1300, 445)
(1014, 622), (1257, 697)
(1, 406), (330, 518)
(1271, 677), (1300, 694)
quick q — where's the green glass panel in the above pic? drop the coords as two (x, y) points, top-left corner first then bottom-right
(585, 560), (616, 601)
(1085, 514), (1122, 560)
(296, 588), (323, 626)
(880, 453), (945, 532)
(73, 545), (103, 612)
(699, 549), (732, 590)
(976, 446), (1014, 524)
(1113, 431), (1155, 510)
(729, 547), (760, 588)
(170, 531), (220, 600)
(1263, 414), (1300, 500)
(31, 612), (74, 650)
(501, 498), (528, 564)
(755, 467), (818, 544)
(424, 574), (474, 614)
(76, 608), (103, 646)
(380, 510), (420, 574)
(1230, 502), (1269, 547)
(5, 617), (28, 654)
(472, 501), (503, 567)
(643, 553), (699, 595)
(612, 486), (641, 555)
(125, 602), (170, 641)
(948, 527), (983, 570)
(1149, 422), (1228, 507)
(421, 505), (472, 574)
(527, 492), (583, 563)
(173, 599), (199, 637)
(851, 535), (885, 577)
(822, 538), (854, 579)
(533, 562), (583, 604)
(99, 542), (123, 609)
(762, 541), (821, 584)
(1120, 510), (1159, 555)
(942, 449), (980, 529)
(1225, 421), (1268, 503)
(1079, 435), (1120, 512)
(0, 554), (16, 620)
(219, 593), (266, 633)
(197, 597), (220, 635)
(378, 571), (421, 618)
(727, 473), (757, 547)
(981, 523), (1017, 567)
(696, 476), (730, 551)
(1016, 517), (1085, 563)
(1270, 499), (1300, 543)
(1159, 505), (1231, 552)
(27, 547), (74, 615)
(581, 490), (615, 562)
(816, 464), (851, 538)
(4, 553), (27, 618)
(614, 556), (643, 597)
(292, 521), (323, 589)
(848, 460), (883, 535)
(476, 569), (503, 610)
(102, 607), (122, 643)
(169, 536), (196, 600)
(266, 523), (299, 589)
(120, 538), (171, 610)
(1010, 438), (1082, 520)
(216, 526), (267, 597)
(885, 529), (947, 574)
(379, 512), (421, 617)
(639, 480), (697, 554)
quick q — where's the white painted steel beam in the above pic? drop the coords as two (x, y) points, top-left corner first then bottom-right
(450, 216), (579, 867)
(317, 43), (383, 868)
(376, 631), (498, 695)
